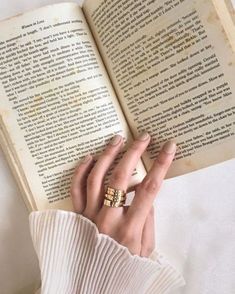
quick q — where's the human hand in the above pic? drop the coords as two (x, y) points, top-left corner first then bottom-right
(70, 133), (176, 257)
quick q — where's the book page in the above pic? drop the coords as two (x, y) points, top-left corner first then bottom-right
(212, 0), (235, 51)
(83, 0), (235, 177)
(0, 3), (146, 211)
(0, 121), (37, 210)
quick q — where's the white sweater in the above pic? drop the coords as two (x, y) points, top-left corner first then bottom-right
(29, 210), (185, 294)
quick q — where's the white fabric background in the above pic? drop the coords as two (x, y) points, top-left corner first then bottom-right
(0, 1), (235, 293)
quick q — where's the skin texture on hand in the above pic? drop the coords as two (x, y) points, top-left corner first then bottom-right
(70, 134), (176, 257)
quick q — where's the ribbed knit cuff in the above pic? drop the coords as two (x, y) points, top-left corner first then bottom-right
(29, 210), (185, 294)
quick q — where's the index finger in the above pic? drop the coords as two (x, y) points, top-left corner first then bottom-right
(127, 140), (176, 227)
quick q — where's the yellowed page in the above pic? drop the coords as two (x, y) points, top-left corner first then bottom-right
(0, 3), (146, 211)
(212, 0), (235, 51)
(0, 121), (36, 211)
(83, 0), (235, 178)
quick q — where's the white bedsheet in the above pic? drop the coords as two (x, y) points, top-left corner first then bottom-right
(0, 1), (235, 293)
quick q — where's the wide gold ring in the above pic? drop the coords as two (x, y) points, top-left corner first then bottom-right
(103, 186), (126, 207)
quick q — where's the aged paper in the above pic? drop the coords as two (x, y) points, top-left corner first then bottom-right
(0, 3), (146, 210)
(83, 0), (235, 177)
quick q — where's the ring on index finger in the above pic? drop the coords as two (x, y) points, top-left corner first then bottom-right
(103, 186), (127, 208)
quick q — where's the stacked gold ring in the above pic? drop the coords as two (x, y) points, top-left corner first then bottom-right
(103, 186), (126, 207)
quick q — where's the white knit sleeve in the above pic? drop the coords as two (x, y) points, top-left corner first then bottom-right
(29, 210), (185, 294)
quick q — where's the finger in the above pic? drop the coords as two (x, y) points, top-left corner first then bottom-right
(100, 133), (150, 220)
(109, 132), (151, 191)
(140, 206), (155, 257)
(127, 140), (176, 226)
(70, 154), (93, 213)
(84, 135), (124, 219)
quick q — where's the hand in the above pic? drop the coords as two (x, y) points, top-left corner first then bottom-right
(70, 133), (176, 257)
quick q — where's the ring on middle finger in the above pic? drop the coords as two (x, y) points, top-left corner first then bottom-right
(105, 193), (126, 202)
(103, 186), (127, 207)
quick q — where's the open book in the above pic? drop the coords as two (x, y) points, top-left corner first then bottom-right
(0, 0), (235, 211)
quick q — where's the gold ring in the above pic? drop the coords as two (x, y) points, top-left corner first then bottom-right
(105, 193), (126, 202)
(103, 186), (126, 208)
(103, 199), (125, 208)
(106, 187), (126, 197)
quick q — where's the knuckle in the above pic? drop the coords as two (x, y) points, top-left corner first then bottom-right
(111, 169), (127, 183)
(98, 224), (109, 235)
(104, 146), (116, 157)
(130, 141), (141, 152)
(129, 140), (146, 153)
(141, 178), (160, 195)
(155, 154), (171, 168)
(95, 213), (108, 233)
(118, 226), (139, 245)
(156, 156), (167, 167)
(96, 220), (110, 235)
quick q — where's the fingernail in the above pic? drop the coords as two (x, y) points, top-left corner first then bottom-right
(81, 154), (91, 163)
(163, 141), (176, 154)
(109, 135), (122, 146)
(137, 132), (150, 141)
